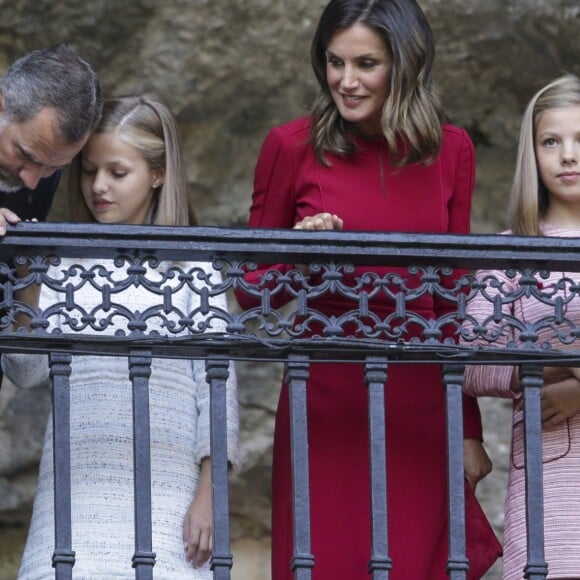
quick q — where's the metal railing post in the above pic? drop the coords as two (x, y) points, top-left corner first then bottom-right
(129, 349), (156, 580)
(286, 354), (315, 579)
(206, 357), (233, 580)
(442, 363), (469, 579)
(50, 352), (75, 580)
(364, 356), (392, 579)
(520, 364), (548, 580)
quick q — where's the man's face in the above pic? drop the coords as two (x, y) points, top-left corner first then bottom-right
(0, 103), (88, 193)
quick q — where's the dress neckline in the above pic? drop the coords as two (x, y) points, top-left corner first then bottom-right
(541, 222), (580, 237)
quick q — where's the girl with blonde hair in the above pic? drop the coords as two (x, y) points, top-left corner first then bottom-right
(4, 94), (239, 579)
(464, 74), (580, 579)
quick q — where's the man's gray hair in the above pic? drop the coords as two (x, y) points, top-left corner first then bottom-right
(0, 43), (102, 143)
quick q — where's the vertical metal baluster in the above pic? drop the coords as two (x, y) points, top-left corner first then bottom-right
(442, 363), (468, 580)
(206, 357), (233, 580)
(50, 352), (75, 580)
(519, 364), (548, 580)
(364, 356), (391, 579)
(286, 354), (314, 579)
(129, 350), (156, 580)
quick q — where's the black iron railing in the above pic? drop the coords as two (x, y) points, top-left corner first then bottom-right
(2, 222), (577, 579)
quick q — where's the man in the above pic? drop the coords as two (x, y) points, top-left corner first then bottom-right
(0, 43), (102, 230)
(0, 44), (102, 382)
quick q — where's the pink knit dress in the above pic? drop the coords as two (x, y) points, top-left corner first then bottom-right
(463, 223), (580, 579)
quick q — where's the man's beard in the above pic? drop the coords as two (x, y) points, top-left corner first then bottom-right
(0, 166), (23, 193)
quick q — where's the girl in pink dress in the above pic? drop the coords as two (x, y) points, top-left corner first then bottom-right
(463, 74), (580, 579)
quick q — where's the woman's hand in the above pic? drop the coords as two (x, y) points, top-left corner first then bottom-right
(293, 213), (344, 275)
(183, 458), (212, 568)
(463, 438), (492, 491)
(293, 212), (343, 231)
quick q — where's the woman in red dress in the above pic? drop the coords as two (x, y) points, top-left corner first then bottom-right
(236, 0), (502, 577)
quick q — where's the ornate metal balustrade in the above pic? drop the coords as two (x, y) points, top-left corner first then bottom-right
(2, 222), (579, 580)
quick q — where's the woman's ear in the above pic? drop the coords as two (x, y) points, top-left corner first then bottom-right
(152, 168), (165, 189)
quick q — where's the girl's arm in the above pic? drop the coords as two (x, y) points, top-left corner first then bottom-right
(13, 261), (41, 331)
(182, 457), (212, 567)
(3, 265), (59, 389)
(462, 266), (519, 399)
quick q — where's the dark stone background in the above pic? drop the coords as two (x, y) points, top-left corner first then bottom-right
(0, 1), (578, 577)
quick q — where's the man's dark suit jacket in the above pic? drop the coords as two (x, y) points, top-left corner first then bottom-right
(0, 172), (59, 221)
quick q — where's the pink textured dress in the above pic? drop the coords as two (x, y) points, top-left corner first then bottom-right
(463, 223), (580, 579)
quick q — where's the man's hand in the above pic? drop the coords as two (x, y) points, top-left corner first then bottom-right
(0, 207), (21, 235)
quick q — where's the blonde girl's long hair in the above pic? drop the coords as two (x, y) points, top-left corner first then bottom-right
(68, 94), (196, 226)
(310, 0), (447, 167)
(509, 74), (580, 236)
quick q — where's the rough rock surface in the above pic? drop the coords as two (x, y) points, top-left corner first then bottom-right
(0, 0), (578, 577)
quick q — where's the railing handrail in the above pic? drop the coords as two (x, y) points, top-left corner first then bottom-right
(3, 222), (580, 365)
(3, 221), (580, 269)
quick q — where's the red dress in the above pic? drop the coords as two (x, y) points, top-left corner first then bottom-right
(237, 118), (501, 579)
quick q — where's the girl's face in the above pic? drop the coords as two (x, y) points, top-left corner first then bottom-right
(80, 131), (163, 225)
(325, 23), (392, 137)
(535, 105), (580, 217)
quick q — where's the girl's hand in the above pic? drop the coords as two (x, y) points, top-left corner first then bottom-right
(541, 377), (580, 429)
(293, 212), (343, 231)
(183, 458), (212, 567)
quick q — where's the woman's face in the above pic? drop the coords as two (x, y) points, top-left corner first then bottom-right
(325, 23), (392, 136)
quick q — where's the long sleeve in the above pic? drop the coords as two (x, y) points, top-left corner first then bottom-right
(2, 352), (50, 389)
(433, 126), (475, 323)
(462, 267), (517, 399)
(235, 123), (307, 311)
(431, 128), (483, 438)
(193, 263), (240, 470)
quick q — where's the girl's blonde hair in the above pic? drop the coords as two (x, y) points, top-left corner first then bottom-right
(309, 0), (447, 167)
(68, 94), (196, 226)
(509, 74), (580, 236)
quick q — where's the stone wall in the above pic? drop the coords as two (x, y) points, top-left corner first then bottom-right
(0, 1), (579, 577)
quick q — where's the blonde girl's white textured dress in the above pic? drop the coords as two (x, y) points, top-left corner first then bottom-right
(2, 258), (240, 580)
(462, 224), (580, 580)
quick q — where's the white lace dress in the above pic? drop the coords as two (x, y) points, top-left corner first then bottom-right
(3, 258), (239, 579)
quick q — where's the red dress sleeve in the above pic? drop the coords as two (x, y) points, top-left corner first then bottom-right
(235, 125), (302, 310)
(434, 128), (482, 440)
